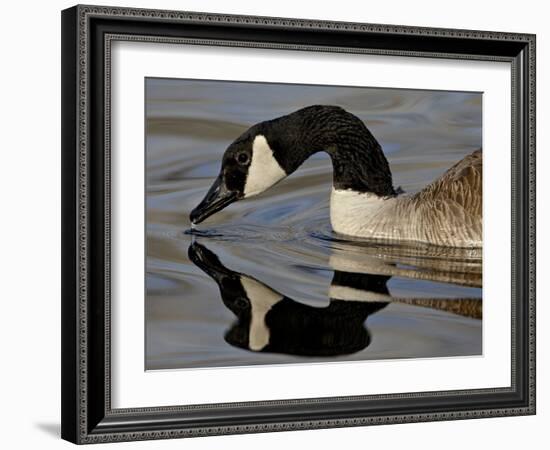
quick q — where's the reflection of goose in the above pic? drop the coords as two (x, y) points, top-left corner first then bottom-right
(189, 242), (388, 356)
(188, 242), (481, 357)
(327, 243), (482, 288)
(190, 105), (481, 248)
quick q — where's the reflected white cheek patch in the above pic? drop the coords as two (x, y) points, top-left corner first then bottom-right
(240, 277), (283, 351)
(244, 135), (287, 197)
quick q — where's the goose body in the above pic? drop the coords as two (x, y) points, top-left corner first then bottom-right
(190, 105), (482, 248)
(330, 149), (482, 247)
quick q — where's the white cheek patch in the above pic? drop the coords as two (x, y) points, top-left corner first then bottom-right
(243, 135), (287, 198)
(240, 277), (283, 351)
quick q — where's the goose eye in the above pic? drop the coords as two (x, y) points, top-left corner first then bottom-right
(234, 297), (248, 309)
(236, 152), (250, 165)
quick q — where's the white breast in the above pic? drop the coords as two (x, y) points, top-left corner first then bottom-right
(330, 188), (396, 238)
(329, 284), (390, 303)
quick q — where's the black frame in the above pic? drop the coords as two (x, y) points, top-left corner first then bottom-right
(61, 4), (536, 444)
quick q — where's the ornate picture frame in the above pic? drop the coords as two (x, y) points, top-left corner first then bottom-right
(61, 4), (536, 444)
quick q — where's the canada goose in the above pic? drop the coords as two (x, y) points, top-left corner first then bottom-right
(190, 105), (482, 248)
(188, 242), (481, 356)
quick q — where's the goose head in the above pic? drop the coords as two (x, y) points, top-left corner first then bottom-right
(187, 241), (257, 317)
(189, 127), (287, 224)
(190, 105), (396, 225)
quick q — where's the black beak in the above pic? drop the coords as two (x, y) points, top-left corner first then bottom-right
(190, 174), (238, 225)
(188, 242), (236, 284)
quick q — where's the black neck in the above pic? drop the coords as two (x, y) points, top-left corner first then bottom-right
(259, 105), (396, 196)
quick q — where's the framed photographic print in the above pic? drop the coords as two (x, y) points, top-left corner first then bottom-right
(61, 4), (536, 444)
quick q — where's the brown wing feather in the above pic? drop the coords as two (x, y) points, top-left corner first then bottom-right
(417, 149), (482, 212)
(409, 149), (482, 247)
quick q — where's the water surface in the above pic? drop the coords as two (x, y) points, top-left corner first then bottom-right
(145, 78), (482, 370)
